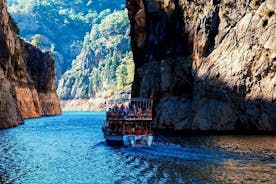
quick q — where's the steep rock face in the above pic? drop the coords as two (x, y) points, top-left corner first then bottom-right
(24, 43), (61, 116)
(127, 0), (276, 132)
(0, 0), (24, 127)
(0, 68), (23, 128)
(0, 0), (61, 128)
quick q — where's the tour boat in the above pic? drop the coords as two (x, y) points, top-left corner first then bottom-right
(102, 95), (153, 147)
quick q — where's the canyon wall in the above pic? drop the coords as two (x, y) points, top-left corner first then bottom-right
(127, 0), (276, 132)
(0, 0), (61, 129)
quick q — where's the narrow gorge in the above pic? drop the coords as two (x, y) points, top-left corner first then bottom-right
(0, 0), (61, 129)
(1, 0), (275, 133)
(127, 0), (276, 132)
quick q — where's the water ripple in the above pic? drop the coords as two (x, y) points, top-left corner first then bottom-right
(0, 112), (275, 183)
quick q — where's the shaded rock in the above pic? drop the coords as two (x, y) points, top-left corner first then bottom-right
(127, 0), (276, 132)
(24, 43), (55, 92)
(192, 98), (238, 131)
(155, 96), (192, 130)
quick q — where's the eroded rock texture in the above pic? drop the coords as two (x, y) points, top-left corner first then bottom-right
(127, 0), (276, 132)
(0, 0), (61, 128)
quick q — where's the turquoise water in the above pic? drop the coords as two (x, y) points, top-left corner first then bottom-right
(0, 112), (275, 183)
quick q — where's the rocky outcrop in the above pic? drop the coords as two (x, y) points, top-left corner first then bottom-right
(0, 0), (61, 129)
(24, 43), (61, 116)
(127, 0), (276, 132)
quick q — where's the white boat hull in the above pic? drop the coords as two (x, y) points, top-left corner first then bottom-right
(104, 133), (153, 147)
(123, 135), (153, 146)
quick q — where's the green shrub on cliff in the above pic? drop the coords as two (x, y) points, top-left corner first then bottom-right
(116, 65), (128, 89)
(31, 34), (43, 47)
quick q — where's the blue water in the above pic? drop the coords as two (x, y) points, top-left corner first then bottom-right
(0, 112), (275, 183)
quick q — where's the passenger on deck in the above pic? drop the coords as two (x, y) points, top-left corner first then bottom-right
(114, 104), (119, 111)
(146, 107), (152, 117)
(132, 104), (137, 114)
(137, 108), (142, 118)
(120, 104), (125, 111)
(124, 107), (129, 116)
(126, 125), (132, 134)
(131, 126), (135, 134)
(107, 108), (112, 117)
(109, 121), (114, 133)
(119, 126), (125, 135)
(121, 123), (126, 134)
(142, 129), (148, 135)
(111, 108), (116, 118)
(136, 127), (142, 136)
(115, 111), (120, 118)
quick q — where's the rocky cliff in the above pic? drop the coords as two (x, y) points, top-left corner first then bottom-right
(127, 0), (276, 132)
(0, 0), (61, 129)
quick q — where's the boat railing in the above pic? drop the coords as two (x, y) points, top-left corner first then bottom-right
(105, 131), (153, 136)
(106, 98), (153, 110)
(106, 111), (152, 121)
(103, 124), (153, 136)
(105, 97), (153, 120)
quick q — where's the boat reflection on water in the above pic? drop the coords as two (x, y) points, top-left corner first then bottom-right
(102, 96), (153, 147)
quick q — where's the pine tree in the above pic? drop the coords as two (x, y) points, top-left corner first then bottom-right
(31, 34), (43, 48)
(116, 64), (128, 89)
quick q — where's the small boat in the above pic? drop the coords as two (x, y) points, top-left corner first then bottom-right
(102, 96), (153, 147)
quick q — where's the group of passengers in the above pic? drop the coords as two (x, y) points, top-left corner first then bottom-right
(106, 104), (152, 119)
(107, 122), (149, 136)
(125, 124), (149, 136)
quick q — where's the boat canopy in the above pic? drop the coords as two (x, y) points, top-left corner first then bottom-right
(106, 96), (153, 111)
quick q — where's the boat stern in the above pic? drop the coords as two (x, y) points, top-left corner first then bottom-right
(123, 135), (153, 147)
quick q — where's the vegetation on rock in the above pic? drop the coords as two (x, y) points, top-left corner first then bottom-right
(31, 34), (43, 48)
(57, 9), (133, 100)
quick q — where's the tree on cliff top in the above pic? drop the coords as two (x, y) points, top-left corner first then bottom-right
(31, 34), (43, 48)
